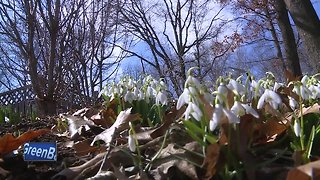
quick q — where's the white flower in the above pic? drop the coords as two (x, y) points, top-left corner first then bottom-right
(138, 90), (145, 100)
(185, 102), (203, 121)
(98, 87), (107, 98)
(251, 80), (259, 89)
(146, 86), (154, 98)
(227, 79), (245, 95)
(4, 116), (9, 123)
(209, 104), (240, 131)
(185, 76), (201, 89)
(128, 133), (136, 152)
(288, 96), (298, 110)
(156, 91), (168, 105)
(231, 101), (259, 118)
(301, 75), (309, 85)
(128, 78), (134, 88)
(209, 118), (219, 132)
(217, 83), (228, 104)
(133, 87), (140, 98)
(124, 91), (135, 103)
(223, 108), (240, 124)
(251, 79), (263, 96)
(242, 104), (259, 118)
(257, 89), (282, 110)
(231, 101), (245, 117)
(294, 120), (301, 137)
(308, 85), (320, 99)
(210, 104), (223, 131)
(177, 88), (190, 109)
(293, 84), (310, 100)
(188, 86), (198, 96)
(273, 82), (284, 91)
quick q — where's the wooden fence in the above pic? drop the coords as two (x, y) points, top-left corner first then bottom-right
(0, 85), (90, 116)
(0, 85), (36, 116)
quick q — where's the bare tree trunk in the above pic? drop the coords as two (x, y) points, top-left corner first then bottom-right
(284, 0), (320, 72)
(264, 5), (287, 72)
(274, 0), (302, 77)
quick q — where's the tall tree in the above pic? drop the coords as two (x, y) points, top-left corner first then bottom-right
(283, 0), (320, 72)
(273, 0), (302, 77)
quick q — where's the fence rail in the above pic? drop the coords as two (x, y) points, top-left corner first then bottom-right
(0, 85), (96, 116)
(0, 85), (35, 106)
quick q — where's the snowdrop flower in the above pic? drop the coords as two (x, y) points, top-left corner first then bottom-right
(133, 87), (140, 99)
(223, 108), (240, 124)
(138, 90), (145, 100)
(128, 132), (136, 152)
(293, 120), (301, 137)
(293, 84), (311, 100)
(308, 85), (320, 99)
(257, 89), (282, 110)
(301, 75), (309, 85)
(251, 79), (264, 96)
(177, 88), (191, 109)
(146, 86), (154, 97)
(188, 86), (198, 96)
(156, 91), (168, 105)
(4, 116), (9, 123)
(231, 101), (259, 118)
(251, 79), (259, 89)
(128, 78), (134, 88)
(210, 104), (223, 131)
(185, 75), (201, 89)
(231, 101), (245, 116)
(209, 104), (240, 131)
(288, 96), (298, 110)
(273, 82), (284, 91)
(124, 91), (135, 103)
(227, 79), (245, 95)
(98, 87), (107, 98)
(216, 83), (228, 104)
(184, 102), (203, 121)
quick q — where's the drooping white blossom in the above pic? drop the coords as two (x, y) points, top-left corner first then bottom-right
(156, 91), (168, 105)
(288, 96), (298, 110)
(231, 101), (259, 118)
(257, 89), (282, 110)
(293, 120), (301, 137)
(227, 79), (245, 95)
(128, 133), (136, 152)
(209, 103), (240, 131)
(177, 88), (191, 110)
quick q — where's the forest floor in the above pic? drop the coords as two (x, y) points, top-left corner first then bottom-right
(0, 103), (318, 180)
(0, 116), (79, 180)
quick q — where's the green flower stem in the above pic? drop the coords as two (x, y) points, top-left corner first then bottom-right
(157, 105), (163, 123)
(129, 122), (142, 168)
(299, 95), (305, 151)
(144, 130), (169, 171)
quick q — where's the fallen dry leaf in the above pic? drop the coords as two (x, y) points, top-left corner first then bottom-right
(253, 118), (288, 145)
(287, 160), (320, 180)
(151, 142), (202, 180)
(91, 108), (140, 146)
(203, 143), (222, 179)
(73, 140), (106, 156)
(300, 103), (320, 117)
(0, 129), (50, 157)
(62, 114), (95, 139)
